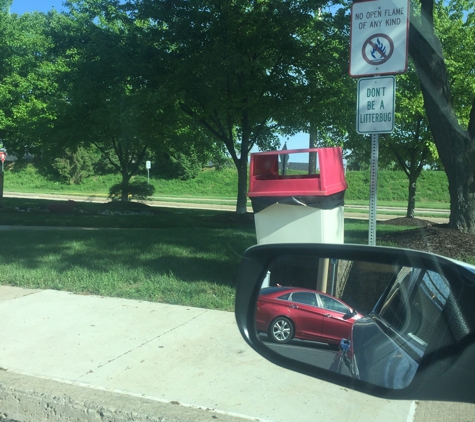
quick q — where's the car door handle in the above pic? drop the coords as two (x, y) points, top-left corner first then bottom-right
(324, 314), (332, 318)
(291, 305), (299, 309)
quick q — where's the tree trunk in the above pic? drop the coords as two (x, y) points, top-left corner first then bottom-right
(407, 176), (417, 218)
(409, 2), (475, 233)
(121, 172), (131, 202)
(446, 159), (475, 231)
(309, 122), (317, 174)
(235, 109), (251, 214)
(236, 156), (248, 214)
(0, 171), (3, 209)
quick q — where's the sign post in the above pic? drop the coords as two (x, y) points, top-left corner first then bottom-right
(356, 76), (396, 246)
(0, 149), (6, 210)
(146, 160), (151, 184)
(356, 76), (395, 246)
(350, 0), (408, 246)
(368, 134), (379, 246)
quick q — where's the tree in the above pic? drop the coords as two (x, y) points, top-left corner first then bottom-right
(0, 11), (62, 159)
(137, 0), (336, 213)
(383, 63), (439, 218)
(48, 0), (182, 201)
(0, 0), (11, 13)
(409, 0), (475, 232)
(290, 6), (356, 158)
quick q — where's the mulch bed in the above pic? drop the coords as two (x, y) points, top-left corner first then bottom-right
(206, 213), (475, 261)
(380, 218), (475, 261)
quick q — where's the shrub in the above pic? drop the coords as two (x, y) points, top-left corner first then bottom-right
(108, 181), (155, 201)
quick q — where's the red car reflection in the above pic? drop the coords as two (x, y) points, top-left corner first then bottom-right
(256, 287), (363, 345)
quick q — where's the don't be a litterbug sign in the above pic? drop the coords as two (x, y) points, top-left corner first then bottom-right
(357, 76), (396, 134)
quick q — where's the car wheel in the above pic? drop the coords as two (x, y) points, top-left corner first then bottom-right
(268, 317), (294, 344)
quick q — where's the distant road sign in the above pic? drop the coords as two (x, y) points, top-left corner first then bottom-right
(357, 76), (396, 134)
(350, 0), (409, 77)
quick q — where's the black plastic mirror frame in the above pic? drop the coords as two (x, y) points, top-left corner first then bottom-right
(235, 243), (475, 404)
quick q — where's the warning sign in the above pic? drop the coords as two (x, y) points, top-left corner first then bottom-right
(357, 76), (396, 134)
(349, 0), (409, 77)
(362, 34), (394, 65)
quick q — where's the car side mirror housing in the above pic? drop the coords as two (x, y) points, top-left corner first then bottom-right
(235, 243), (475, 404)
(342, 310), (355, 320)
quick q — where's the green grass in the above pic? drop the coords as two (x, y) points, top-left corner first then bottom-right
(0, 164), (460, 311)
(345, 200), (450, 210)
(0, 197), (426, 311)
(0, 214), (256, 311)
(0, 197), (245, 228)
(5, 163), (239, 197)
(4, 163), (450, 205)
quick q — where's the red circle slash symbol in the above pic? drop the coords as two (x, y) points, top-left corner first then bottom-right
(362, 34), (394, 65)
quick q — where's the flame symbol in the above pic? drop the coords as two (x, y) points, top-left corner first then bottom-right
(371, 38), (386, 61)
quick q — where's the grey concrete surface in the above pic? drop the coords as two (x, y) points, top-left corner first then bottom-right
(0, 287), (415, 422)
(0, 371), (252, 422)
(414, 401), (475, 422)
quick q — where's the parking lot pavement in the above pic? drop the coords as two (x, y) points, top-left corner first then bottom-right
(0, 286), (415, 421)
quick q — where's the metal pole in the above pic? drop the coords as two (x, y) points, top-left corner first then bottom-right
(0, 170), (4, 209)
(368, 133), (379, 246)
(317, 258), (329, 293)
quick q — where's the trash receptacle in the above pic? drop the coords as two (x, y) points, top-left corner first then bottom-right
(248, 147), (347, 245)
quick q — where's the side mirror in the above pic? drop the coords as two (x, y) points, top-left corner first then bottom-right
(342, 310), (356, 320)
(235, 243), (475, 404)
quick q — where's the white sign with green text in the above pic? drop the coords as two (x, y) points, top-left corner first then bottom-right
(357, 76), (396, 134)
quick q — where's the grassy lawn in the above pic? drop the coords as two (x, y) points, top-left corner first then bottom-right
(0, 165), (461, 311)
(345, 200), (450, 210)
(0, 199), (258, 311)
(0, 196), (420, 311)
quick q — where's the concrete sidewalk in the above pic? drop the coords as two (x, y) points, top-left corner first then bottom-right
(0, 286), (416, 421)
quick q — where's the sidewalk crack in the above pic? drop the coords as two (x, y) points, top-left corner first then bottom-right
(75, 309), (210, 381)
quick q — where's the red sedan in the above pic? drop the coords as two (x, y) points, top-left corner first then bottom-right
(256, 287), (363, 345)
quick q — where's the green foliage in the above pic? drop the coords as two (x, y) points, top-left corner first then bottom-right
(45, 146), (97, 184)
(434, 0), (475, 128)
(108, 180), (155, 201)
(0, 0), (11, 12)
(0, 11), (64, 157)
(345, 170), (449, 203)
(151, 125), (217, 180)
(210, 154), (233, 171)
(155, 150), (202, 181)
(136, 0), (341, 211)
(4, 161), (451, 205)
(47, 1), (183, 196)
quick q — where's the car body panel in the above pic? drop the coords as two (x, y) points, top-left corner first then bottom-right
(256, 287), (362, 345)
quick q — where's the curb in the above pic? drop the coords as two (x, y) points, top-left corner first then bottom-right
(0, 371), (253, 422)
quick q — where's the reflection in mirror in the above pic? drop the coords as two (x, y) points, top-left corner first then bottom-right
(254, 255), (450, 390)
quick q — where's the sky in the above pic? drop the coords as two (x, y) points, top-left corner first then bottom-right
(9, 0), (65, 14)
(8, 0), (310, 153)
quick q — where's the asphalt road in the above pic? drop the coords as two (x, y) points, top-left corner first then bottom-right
(262, 337), (338, 369)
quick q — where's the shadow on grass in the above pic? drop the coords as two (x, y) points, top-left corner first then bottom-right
(0, 227), (256, 288)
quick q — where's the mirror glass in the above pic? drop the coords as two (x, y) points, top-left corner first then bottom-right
(254, 254), (451, 390)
